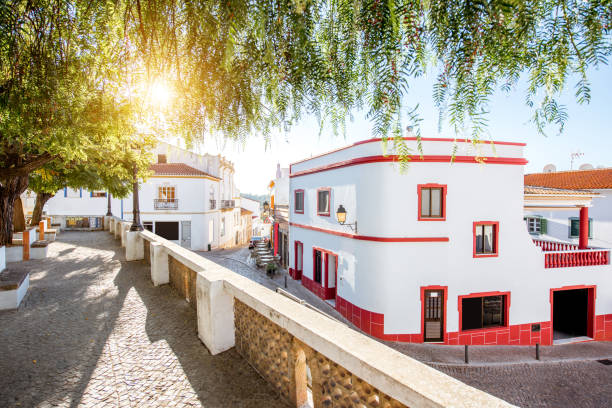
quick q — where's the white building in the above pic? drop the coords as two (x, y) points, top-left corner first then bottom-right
(41, 142), (244, 251)
(272, 164), (290, 268)
(288, 137), (612, 346)
(524, 168), (612, 248)
(240, 196), (262, 237)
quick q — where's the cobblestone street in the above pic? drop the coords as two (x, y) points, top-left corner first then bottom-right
(199, 246), (612, 408)
(0, 232), (284, 408)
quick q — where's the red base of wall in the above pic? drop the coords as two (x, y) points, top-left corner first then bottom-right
(301, 275), (335, 300)
(333, 296), (612, 345)
(288, 268), (302, 280)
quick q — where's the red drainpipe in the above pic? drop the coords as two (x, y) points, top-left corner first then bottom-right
(579, 207), (589, 249)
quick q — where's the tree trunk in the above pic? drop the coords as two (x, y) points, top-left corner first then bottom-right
(0, 175), (29, 246)
(30, 192), (54, 226)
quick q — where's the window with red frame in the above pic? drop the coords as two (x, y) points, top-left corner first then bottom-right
(294, 190), (304, 213)
(317, 189), (330, 215)
(474, 223), (498, 256)
(461, 295), (507, 331)
(420, 187), (444, 218)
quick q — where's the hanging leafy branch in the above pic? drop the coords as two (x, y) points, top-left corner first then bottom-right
(119, 0), (610, 154)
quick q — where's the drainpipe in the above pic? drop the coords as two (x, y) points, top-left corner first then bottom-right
(579, 207), (589, 249)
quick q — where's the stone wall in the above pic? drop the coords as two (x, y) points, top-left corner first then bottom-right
(168, 255), (197, 310)
(235, 299), (406, 408)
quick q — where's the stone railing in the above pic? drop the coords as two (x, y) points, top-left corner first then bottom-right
(105, 215), (513, 408)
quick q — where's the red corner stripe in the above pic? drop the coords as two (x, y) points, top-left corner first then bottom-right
(289, 222), (449, 242)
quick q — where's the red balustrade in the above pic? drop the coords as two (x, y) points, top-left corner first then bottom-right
(533, 239), (610, 268)
(532, 239), (579, 252)
(544, 250), (610, 268)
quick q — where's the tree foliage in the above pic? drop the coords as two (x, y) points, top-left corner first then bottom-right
(119, 0), (611, 155)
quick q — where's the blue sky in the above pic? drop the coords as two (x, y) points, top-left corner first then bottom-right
(201, 65), (612, 195)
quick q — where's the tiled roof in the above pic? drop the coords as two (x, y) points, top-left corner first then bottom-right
(150, 163), (219, 179)
(524, 168), (612, 190)
(241, 208), (253, 216)
(524, 185), (597, 196)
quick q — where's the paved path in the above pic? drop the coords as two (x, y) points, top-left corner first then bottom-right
(199, 247), (612, 408)
(0, 232), (284, 408)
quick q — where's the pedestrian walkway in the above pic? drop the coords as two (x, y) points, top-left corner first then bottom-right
(0, 231), (284, 408)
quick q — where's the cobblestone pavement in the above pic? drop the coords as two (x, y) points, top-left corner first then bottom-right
(0, 232), (285, 408)
(199, 247), (612, 408)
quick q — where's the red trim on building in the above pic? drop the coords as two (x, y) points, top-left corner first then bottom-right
(417, 184), (447, 221)
(316, 187), (331, 216)
(289, 137), (527, 172)
(289, 222), (449, 242)
(420, 286), (448, 342)
(550, 285), (596, 344)
(290, 155), (528, 178)
(334, 293), (610, 345)
(294, 189), (305, 214)
(273, 223), (279, 256)
(473, 221), (500, 258)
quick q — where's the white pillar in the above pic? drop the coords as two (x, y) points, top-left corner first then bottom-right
(121, 223), (129, 247)
(150, 242), (169, 286)
(196, 272), (235, 355)
(126, 231), (144, 261)
(114, 220), (121, 239)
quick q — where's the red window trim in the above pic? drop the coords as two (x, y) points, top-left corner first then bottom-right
(316, 187), (331, 216)
(294, 189), (304, 214)
(473, 221), (499, 258)
(417, 184), (447, 221)
(549, 285), (596, 344)
(312, 246), (338, 299)
(458, 291), (511, 333)
(420, 286), (448, 342)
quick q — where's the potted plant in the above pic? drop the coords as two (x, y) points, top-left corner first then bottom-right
(266, 262), (277, 276)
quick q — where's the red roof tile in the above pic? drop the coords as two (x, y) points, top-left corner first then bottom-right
(524, 168), (612, 190)
(150, 163), (219, 178)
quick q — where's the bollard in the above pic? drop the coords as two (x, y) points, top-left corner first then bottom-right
(284, 275), (287, 289)
(464, 345), (469, 364)
(536, 343), (540, 360)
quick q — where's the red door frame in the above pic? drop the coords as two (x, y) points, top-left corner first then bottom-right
(293, 241), (303, 279)
(420, 286), (448, 343)
(313, 247), (338, 300)
(550, 285), (596, 343)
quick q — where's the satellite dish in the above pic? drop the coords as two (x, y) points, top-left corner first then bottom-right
(543, 164), (556, 173)
(579, 163), (594, 170)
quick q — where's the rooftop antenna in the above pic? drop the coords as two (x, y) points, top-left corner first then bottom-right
(570, 150), (584, 170)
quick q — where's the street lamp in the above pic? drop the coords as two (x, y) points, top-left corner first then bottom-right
(130, 162), (143, 231)
(336, 204), (357, 233)
(106, 192), (112, 216)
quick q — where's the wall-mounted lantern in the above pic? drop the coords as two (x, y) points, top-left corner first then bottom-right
(336, 204), (357, 233)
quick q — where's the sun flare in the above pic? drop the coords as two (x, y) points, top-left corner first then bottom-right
(149, 81), (173, 107)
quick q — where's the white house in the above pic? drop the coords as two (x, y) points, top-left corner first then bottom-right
(272, 164), (290, 268)
(524, 168), (612, 249)
(241, 195), (262, 236)
(288, 137), (612, 346)
(41, 142), (244, 251)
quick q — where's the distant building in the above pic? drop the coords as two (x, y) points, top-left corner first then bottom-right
(271, 164), (290, 268)
(524, 168), (612, 248)
(288, 137), (612, 346)
(39, 141), (244, 251)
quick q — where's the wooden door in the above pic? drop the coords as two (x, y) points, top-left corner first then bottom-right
(424, 290), (444, 342)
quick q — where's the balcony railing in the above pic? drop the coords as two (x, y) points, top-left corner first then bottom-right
(532, 239), (579, 252)
(210, 199), (216, 210)
(532, 239), (610, 268)
(154, 198), (178, 210)
(220, 199), (235, 209)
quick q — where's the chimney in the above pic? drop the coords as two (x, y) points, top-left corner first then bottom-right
(276, 163), (281, 179)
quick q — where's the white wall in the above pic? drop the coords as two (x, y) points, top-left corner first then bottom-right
(290, 139), (612, 335)
(0, 246), (5, 272)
